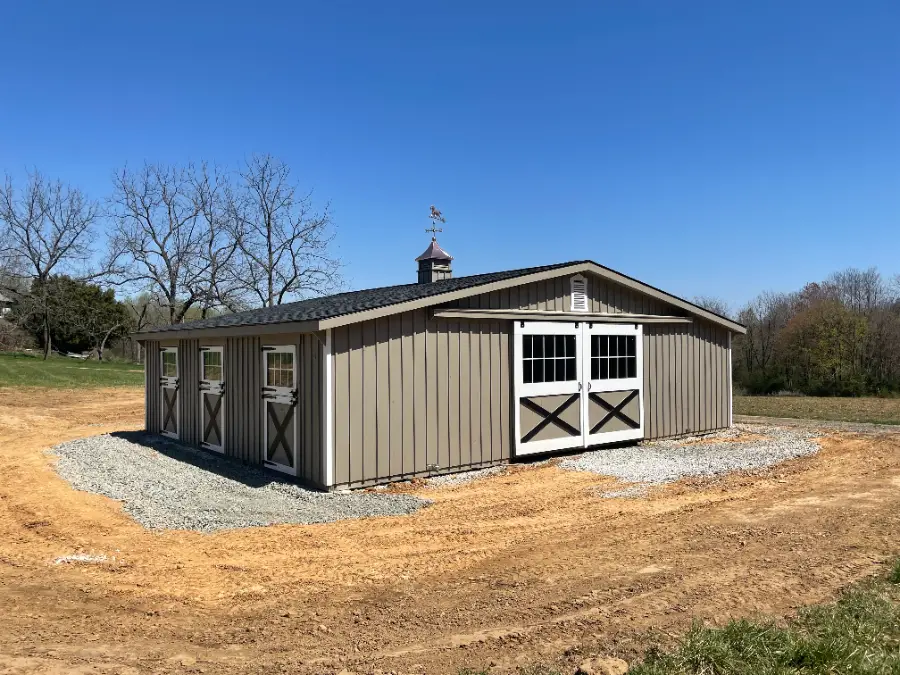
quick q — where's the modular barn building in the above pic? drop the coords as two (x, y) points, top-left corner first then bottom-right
(136, 240), (746, 490)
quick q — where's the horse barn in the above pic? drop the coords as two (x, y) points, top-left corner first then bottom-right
(136, 240), (746, 491)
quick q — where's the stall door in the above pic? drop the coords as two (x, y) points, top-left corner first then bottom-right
(513, 321), (584, 455)
(159, 347), (179, 439)
(583, 323), (644, 446)
(199, 346), (225, 452)
(261, 345), (297, 475)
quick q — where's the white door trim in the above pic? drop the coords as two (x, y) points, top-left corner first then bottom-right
(160, 347), (179, 439)
(199, 346), (225, 453)
(262, 344), (298, 476)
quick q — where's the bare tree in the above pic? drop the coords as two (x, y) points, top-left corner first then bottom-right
(194, 165), (244, 318)
(233, 155), (340, 307)
(0, 171), (101, 358)
(109, 163), (209, 324)
(692, 295), (731, 318)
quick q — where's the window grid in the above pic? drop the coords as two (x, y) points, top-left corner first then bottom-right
(522, 334), (577, 384)
(162, 352), (177, 378)
(266, 351), (295, 388)
(203, 351), (222, 382)
(591, 334), (637, 380)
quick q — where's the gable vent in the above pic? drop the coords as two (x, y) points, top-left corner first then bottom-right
(570, 275), (588, 312)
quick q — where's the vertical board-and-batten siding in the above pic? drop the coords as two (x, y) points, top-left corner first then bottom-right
(453, 272), (677, 316)
(643, 322), (731, 440)
(331, 309), (510, 489)
(145, 340), (161, 432)
(142, 333), (325, 488)
(177, 338), (201, 446)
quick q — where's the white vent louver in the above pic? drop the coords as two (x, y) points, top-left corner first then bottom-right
(570, 275), (588, 312)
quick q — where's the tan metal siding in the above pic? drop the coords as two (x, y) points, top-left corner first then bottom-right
(145, 340), (161, 432)
(452, 271), (686, 317)
(298, 333), (324, 487)
(177, 339), (200, 446)
(223, 336), (262, 464)
(331, 311), (511, 489)
(643, 321), (730, 439)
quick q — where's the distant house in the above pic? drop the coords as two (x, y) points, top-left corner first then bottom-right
(136, 239), (746, 491)
(0, 291), (14, 317)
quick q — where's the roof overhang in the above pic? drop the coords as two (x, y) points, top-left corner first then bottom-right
(135, 261), (746, 340)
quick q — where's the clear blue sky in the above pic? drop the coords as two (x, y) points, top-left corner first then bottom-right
(1, 1), (898, 309)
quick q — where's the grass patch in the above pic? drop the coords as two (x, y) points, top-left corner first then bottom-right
(0, 351), (144, 388)
(631, 559), (900, 674)
(734, 395), (900, 425)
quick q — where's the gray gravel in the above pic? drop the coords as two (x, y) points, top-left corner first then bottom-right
(51, 433), (428, 532)
(426, 466), (506, 488)
(560, 424), (820, 486)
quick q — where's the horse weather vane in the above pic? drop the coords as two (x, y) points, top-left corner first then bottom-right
(426, 205), (446, 240)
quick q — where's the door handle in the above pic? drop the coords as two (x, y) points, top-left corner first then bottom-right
(587, 382), (592, 391)
(578, 382), (583, 391)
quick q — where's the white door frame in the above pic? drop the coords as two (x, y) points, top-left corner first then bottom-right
(583, 323), (644, 446)
(199, 346), (225, 453)
(160, 347), (179, 439)
(513, 321), (584, 456)
(262, 344), (298, 476)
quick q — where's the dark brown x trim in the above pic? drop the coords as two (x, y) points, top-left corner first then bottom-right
(203, 394), (222, 445)
(162, 388), (177, 432)
(590, 390), (639, 434)
(521, 394), (580, 443)
(267, 404), (294, 466)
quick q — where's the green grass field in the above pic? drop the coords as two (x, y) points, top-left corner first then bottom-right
(0, 351), (144, 388)
(734, 394), (900, 425)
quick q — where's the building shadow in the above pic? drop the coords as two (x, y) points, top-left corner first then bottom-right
(109, 430), (300, 490)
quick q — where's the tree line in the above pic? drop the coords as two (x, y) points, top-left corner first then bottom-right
(0, 155), (341, 359)
(698, 268), (900, 396)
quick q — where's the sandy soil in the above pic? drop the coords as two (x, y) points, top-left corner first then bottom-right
(1, 388), (898, 674)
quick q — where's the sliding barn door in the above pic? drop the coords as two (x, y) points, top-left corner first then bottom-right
(513, 321), (584, 456)
(583, 323), (644, 446)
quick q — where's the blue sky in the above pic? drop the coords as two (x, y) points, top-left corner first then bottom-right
(1, 1), (898, 309)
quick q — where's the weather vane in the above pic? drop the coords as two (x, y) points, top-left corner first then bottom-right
(426, 205), (446, 240)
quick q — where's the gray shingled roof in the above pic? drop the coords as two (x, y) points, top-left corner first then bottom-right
(144, 261), (581, 334)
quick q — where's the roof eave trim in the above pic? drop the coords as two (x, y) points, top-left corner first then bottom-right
(318, 261), (746, 334)
(133, 319), (322, 341)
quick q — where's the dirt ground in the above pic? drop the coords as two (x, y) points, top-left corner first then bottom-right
(1, 389), (898, 675)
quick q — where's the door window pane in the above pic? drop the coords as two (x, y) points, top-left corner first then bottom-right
(202, 350), (222, 381)
(590, 333), (638, 381)
(162, 351), (177, 378)
(266, 351), (295, 388)
(522, 334), (577, 384)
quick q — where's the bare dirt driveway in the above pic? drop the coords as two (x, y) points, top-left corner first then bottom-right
(1, 388), (898, 675)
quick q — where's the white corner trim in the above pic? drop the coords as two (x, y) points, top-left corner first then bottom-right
(728, 331), (733, 427)
(323, 328), (334, 487)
